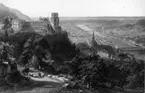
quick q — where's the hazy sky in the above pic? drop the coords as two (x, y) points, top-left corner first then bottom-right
(1, 0), (145, 17)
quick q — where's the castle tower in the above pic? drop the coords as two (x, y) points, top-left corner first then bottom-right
(51, 13), (59, 27)
(51, 13), (61, 33)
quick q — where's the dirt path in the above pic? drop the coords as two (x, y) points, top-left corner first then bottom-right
(0, 75), (66, 93)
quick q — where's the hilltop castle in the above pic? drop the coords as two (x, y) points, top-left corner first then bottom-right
(31, 12), (62, 34)
(0, 12), (62, 35)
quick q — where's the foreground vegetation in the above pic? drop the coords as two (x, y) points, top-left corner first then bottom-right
(0, 31), (143, 92)
(0, 17), (144, 93)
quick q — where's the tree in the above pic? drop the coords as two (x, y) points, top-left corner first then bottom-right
(2, 16), (13, 42)
(20, 21), (34, 32)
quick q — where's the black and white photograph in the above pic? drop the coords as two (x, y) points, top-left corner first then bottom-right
(0, 0), (144, 93)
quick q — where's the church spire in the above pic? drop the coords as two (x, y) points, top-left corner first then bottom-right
(92, 31), (95, 40)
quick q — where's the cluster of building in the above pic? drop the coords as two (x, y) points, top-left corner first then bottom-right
(0, 13), (62, 35)
(0, 18), (23, 35)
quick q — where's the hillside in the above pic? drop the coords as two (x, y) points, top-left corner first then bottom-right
(0, 4), (18, 19)
(0, 3), (31, 21)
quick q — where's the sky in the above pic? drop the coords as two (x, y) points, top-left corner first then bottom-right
(1, 0), (145, 17)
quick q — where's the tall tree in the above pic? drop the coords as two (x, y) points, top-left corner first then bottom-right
(2, 16), (13, 42)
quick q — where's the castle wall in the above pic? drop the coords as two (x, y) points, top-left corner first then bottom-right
(12, 19), (24, 32)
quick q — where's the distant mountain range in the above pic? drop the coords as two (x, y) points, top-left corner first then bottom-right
(0, 3), (31, 21)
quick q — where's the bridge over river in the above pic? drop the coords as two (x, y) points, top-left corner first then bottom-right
(117, 47), (145, 60)
(119, 47), (145, 51)
(119, 47), (145, 56)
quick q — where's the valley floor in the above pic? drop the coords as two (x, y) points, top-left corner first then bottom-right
(76, 24), (136, 48)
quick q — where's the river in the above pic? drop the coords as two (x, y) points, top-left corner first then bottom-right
(77, 24), (135, 48)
